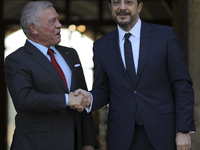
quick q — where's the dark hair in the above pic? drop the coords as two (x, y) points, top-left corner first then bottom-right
(109, 0), (143, 4)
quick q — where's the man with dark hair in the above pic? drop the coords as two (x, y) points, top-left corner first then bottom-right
(109, 0), (142, 4)
(75, 0), (195, 149)
(5, 1), (98, 150)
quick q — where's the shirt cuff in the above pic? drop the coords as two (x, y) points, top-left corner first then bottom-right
(65, 94), (69, 106)
(189, 131), (195, 134)
(176, 131), (195, 134)
(85, 92), (93, 113)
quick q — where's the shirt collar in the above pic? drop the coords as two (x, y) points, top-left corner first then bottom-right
(118, 18), (141, 43)
(27, 39), (56, 55)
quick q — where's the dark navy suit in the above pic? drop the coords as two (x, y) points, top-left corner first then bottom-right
(90, 21), (195, 150)
(5, 41), (98, 150)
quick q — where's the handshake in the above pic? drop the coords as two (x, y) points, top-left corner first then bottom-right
(68, 89), (91, 112)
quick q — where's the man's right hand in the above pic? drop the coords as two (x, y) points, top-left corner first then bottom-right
(72, 89), (92, 112)
(74, 89), (91, 106)
(68, 92), (89, 112)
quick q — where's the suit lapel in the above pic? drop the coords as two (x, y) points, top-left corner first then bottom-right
(108, 29), (133, 87)
(135, 21), (154, 86)
(56, 46), (74, 92)
(56, 46), (73, 70)
(25, 41), (68, 92)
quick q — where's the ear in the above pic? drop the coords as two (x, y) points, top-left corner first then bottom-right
(109, 3), (112, 10)
(28, 23), (38, 35)
(138, 2), (143, 14)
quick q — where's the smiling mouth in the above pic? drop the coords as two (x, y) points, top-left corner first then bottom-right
(118, 14), (129, 18)
(117, 14), (130, 20)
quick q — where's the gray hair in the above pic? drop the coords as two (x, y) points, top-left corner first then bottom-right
(109, 0), (143, 4)
(20, 1), (53, 36)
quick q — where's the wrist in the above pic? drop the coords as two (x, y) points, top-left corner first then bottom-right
(178, 131), (189, 134)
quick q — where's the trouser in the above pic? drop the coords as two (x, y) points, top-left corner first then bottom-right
(129, 124), (156, 150)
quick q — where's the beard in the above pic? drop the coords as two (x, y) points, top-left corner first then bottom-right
(112, 9), (139, 31)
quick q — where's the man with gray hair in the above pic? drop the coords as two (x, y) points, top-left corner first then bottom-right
(4, 1), (98, 150)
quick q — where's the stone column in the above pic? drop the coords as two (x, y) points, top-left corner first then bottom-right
(0, 0), (8, 149)
(188, 0), (200, 149)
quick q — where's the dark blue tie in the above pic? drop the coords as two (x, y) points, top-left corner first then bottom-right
(124, 33), (136, 84)
(124, 33), (142, 126)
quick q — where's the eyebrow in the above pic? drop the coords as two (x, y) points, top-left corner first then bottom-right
(113, 0), (135, 2)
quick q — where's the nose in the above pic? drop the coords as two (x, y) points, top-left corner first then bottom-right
(56, 19), (62, 28)
(119, 1), (127, 10)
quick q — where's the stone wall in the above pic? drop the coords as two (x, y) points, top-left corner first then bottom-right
(188, 0), (200, 149)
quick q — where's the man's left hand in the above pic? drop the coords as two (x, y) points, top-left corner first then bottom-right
(82, 145), (95, 150)
(176, 132), (191, 150)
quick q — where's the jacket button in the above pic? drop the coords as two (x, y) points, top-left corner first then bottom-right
(131, 112), (134, 115)
(69, 121), (74, 126)
(134, 90), (137, 93)
(69, 121), (77, 129)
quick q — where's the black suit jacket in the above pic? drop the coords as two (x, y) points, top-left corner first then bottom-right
(5, 40), (98, 150)
(90, 21), (195, 150)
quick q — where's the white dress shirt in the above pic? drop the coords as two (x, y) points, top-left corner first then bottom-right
(27, 39), (71, 106)
(118, 18), (141, 74)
